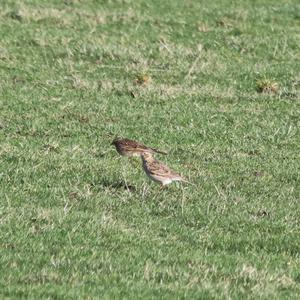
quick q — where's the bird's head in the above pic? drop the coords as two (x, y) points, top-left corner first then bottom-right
(111, 136), (120, 146)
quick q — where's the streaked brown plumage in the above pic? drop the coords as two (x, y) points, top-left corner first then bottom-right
(111, 138), (167, 157)
(141, 153), (188, 186)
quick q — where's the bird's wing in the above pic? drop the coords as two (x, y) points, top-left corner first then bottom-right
(122, 139), (150, 151)
(120, 139), (166, 154)
(148, 160), (181, 178)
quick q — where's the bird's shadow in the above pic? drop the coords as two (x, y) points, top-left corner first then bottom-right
(93, 177), (136, 192)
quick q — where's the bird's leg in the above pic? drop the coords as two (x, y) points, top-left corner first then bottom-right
(159, 184), (166, 191)
(141, 183), (148, 198)
(150, 183), (162, 200)
(124, 177), (130, 192)
(121, 163), (131, 193)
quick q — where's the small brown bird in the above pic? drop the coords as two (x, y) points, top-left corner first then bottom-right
(141, 153), (188, 186)
(111, 138), (167, 157)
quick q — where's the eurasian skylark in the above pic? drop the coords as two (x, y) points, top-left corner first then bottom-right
(111, 138), (167, 157)
(141, 153), (188, 186)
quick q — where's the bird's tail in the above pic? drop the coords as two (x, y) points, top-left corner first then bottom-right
(151, 147), (167, 155)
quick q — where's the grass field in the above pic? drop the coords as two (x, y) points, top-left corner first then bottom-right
(0, 0), (300, 298)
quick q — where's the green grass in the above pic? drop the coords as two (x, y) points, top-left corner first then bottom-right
(0, 0), (300, 298)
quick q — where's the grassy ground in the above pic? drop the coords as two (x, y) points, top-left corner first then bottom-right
(0, 0), (300, 298)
